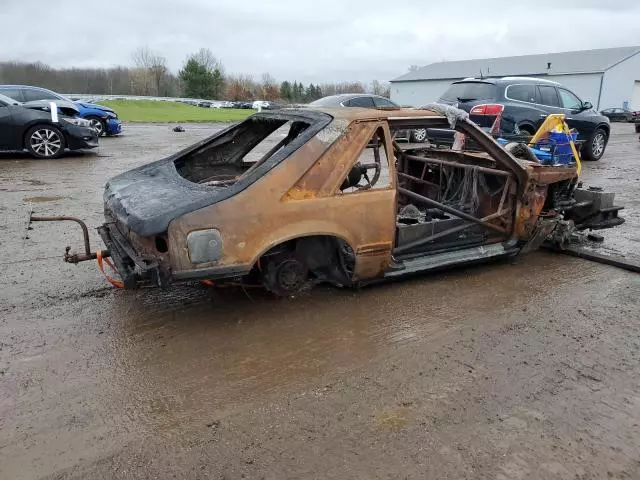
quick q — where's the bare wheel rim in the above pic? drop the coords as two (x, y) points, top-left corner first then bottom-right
(30, 128), (62, 157)
(413, 128), (427, 141)
(89, 118), (103, 135)
(592, 132), (606, 157)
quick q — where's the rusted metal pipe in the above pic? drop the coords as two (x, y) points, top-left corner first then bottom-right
(397, 172), (442, 190)
(402, 153), (511, 177)
(548, 245), (640, 274)
(398, 188), (508, 235)
(30, 215), (92, 256)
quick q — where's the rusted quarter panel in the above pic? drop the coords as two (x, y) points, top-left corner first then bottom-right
(168, 119), (396, 281)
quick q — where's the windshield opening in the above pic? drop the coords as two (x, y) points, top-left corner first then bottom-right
(175, 116), (311, 186)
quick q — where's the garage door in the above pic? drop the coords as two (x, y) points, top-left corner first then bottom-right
(632, 81), (640, 110)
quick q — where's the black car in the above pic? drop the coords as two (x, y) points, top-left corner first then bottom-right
(0, 93), (98, 159)
(600, 107), (638, 123)
(308, 94), (427, 142)
(437, 77), (611, 161)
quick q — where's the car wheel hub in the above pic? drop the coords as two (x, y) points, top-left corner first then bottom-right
(89, 119), (103, 135)
(276, 259), (306, 293)
(592, 133), (605, 157)
(31, 129), (61, 157)
(413, 128), (427, 141)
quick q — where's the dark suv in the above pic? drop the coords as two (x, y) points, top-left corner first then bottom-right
(437, 77), (610, 161)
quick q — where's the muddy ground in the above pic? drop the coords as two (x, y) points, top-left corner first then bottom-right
(1, 123), (639, 479)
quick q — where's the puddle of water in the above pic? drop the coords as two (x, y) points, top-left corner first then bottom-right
(23, 196), (69, 203)
(95, 253), (606, 437)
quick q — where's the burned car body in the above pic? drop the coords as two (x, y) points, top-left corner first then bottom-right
(34, 106), (624, 294)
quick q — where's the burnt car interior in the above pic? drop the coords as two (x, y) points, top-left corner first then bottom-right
(392, 122), (515, 259)
(339, 127), (390, 192)
(340, 116), (518, 260)
(175, 116), (312, 186)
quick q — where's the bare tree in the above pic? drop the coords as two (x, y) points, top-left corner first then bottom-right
(149, 55), (168, 96)
(0, 59), (180, 96)
(319, 81), (365, 95)
(193, 48), (224, 75)
(226, 74), (257, 101)
(369, 80), (391, 98)
(131, 46), (168, 95)
(260, 73), (279, 100)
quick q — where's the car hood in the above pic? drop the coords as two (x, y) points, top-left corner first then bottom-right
(76, 101), (114, 113)
(23, 100), (80, 117)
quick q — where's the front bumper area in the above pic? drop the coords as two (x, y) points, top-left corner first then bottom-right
(64, 124), (99, 150)
(97, 223), (167, 288)
(105, 118), (122, 135)
(97, 223), (252, 289)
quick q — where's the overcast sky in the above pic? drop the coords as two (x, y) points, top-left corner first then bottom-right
(3, 0), (640, 84)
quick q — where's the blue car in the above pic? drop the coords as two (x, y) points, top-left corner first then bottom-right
(0, 85), (122, 137)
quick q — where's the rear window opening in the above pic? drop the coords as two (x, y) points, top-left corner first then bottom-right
(174, 116), (311, 185)
(440, 82), (496, 103)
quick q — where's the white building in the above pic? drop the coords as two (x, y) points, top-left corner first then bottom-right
(390, 46), (640, 111)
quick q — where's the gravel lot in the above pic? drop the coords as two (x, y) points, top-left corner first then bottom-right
(1, 123), (639, 479)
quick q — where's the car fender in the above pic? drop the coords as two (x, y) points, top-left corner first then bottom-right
(20, 118), (61, 145)
(246, 220), (357, 268)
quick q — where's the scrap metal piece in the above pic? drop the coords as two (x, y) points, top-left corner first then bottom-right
(421, 103), (469, 129)
(28, 215), (107, 263)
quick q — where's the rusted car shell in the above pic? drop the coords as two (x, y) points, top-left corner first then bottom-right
(163, 107), (577, 283)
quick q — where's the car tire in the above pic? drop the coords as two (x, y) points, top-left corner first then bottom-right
(410, 128), (427, 143)
(635, 123), (640, 133)
(583, 127), (608, 161)
(24, 125), (66, 159)
(261, 252), (312, 296)
(86, 116), (106, 137)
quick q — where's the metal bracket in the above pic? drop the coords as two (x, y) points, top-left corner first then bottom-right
(28, 214), (109, 263)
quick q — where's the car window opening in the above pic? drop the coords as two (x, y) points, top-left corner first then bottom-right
(339, 127), (391, 193)
(390, 119), (514, 258)
(174, 117), (311, 186)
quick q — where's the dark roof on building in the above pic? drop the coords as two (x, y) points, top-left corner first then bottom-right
(391, 46), (640, 82)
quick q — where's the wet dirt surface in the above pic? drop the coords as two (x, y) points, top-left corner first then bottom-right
(1, 123), (639, 479)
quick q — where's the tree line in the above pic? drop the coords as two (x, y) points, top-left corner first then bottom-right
(0, 47), (391, 103)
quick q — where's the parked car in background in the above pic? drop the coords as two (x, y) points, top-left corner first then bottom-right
(0, 93), (98, 159)
(308, 94), (427, 142)
(600, 107), (638, 123)
(437, 77), (611, 161)
(0, 85), (121, 137)
(252, 100), (271, 110)
(198, 101), (213, 108)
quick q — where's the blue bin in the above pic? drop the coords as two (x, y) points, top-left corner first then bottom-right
(535, 131), (578, 165)
(549, 131), (578, 157)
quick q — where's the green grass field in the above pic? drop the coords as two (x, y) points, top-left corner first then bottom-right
(98, 100), (254, 123)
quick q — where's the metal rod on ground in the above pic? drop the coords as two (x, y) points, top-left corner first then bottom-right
(548, 245), (640, 274)
(398, 188), (508, 234)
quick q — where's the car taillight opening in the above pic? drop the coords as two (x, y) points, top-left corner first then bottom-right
(470, 104), (505, 116)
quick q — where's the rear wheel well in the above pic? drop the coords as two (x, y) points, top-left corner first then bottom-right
(518, 123), (536, 135)
(257, 235), (355, 286)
